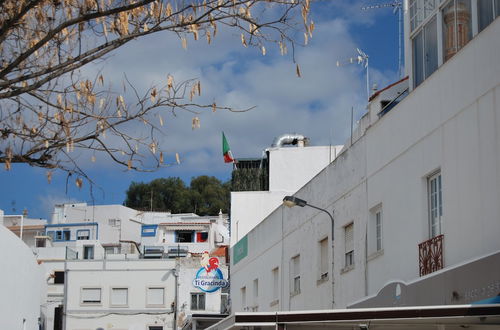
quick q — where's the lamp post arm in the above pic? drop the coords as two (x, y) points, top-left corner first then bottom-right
(305, 204), (334, 231)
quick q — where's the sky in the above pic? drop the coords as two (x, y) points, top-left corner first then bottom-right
(0, 1), (403, 220)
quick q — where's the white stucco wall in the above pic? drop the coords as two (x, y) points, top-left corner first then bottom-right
(268, 146), (343, 192)
(230, 191), (290, 246)
(230, 17), (500, 312)
(0, 212), (45, 330)
(230, 146), (343, 247)
(53, 203), (142, 244)
(65, 259), (177, 330)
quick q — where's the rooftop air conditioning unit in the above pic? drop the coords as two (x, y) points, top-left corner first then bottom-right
(143, 246), (164, 259)
(167, 245), (188, 258)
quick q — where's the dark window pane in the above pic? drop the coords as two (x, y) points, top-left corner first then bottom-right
(176, 231), (194, 242)
(54, 271), (65, 284)
(199, 293), (205, 310)
(478, 0), (494, 31)
(413, 30), (424, 86)
(424, 17), (438, 78)
(191, 294), (197, 310)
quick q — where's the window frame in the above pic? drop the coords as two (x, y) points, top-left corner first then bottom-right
(83, 245), (94, 260)
(253, 278), (259, 307)
(241, 286), (247, 310)
(344, 223), (354, 267)
(428, 171), (443, 238)
(190, 292), (206, 311)
(290, 254), (301, 296)
(318, 237), (329, 282)
(54, 271), (65, 284)
(175, 230), (195, 243)
(76, 229), (90, 240)
(271, 267), (279, 303)
(375, 210), (383, 252)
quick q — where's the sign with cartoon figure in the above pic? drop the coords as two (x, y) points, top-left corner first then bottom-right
(193, 251), (229, 293)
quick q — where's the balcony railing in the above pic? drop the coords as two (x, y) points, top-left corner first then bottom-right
(418, 234), (444, 276)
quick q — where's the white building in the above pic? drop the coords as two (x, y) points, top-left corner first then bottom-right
(139, 211), (230, 257)
(2, 213), (47, 247)
(0, 209), (46, 330)
(229, 1), (500, 313)
(64, 255), (229, 330)
(3, 203), (230, 330)
(230, 135), (343, 246)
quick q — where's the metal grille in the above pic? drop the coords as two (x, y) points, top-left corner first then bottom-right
(418, 234), (444, 276)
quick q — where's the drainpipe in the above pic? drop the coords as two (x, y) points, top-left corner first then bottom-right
(173, 260), (179, 330)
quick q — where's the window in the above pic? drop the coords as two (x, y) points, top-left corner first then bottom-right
(344, 224), (354, 268)
(81, 288), (101, 304)
(83, 245), (94, 259)
(176, 230), (194, 242)
(410, 0), (439, 31)
(253, 279), (259, 307)
(319, 238), (329, 281)
(108, 219), (121, 227)
(290, 255), (300, 295)
(241, 286), (247, 309)
(146, 287), (164, 306)
(54, 271), (65, 284)
(35, 237), (46, 247)
(191, 292), (206, 310)
(272, 267), (279, 301)
(478, 0), (500, 31)
(53, 229), (71, 241)
(221, 293), (229, 313)
(196, 232), (209, 242)
(110, 288), (128, 307)
(105, 246), (120, 255)
(413, 16), (438, 86)
(443, 0), (472, 62)
(76, 229), (90, 240)
(428, 171), (443, 237)
(376, 211), (382, 251)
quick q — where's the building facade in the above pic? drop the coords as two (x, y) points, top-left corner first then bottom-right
(230, 4), (500, 312)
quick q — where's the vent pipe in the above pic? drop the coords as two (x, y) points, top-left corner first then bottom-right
(272, 134), (309, 148)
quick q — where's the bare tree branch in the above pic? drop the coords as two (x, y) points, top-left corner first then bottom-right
(0, 0), (313, 184)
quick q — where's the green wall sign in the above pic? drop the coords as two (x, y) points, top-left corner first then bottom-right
(233, 235), (248, 265)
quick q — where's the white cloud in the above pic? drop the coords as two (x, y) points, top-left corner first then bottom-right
(73, 8), (388, 179)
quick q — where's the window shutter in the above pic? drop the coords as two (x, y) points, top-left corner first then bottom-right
(147, 288), (164, 305)
(82, 288), (101, 303)
(111, 288), (128, 306)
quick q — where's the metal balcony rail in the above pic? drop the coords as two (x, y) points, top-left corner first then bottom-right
(418, 234), (444, 276)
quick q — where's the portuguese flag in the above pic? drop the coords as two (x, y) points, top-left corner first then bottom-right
(222, 132), (235, 163)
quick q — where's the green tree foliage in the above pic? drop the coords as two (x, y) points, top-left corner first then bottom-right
(125, 176), (229, 215)
(189, 176), (230, 215)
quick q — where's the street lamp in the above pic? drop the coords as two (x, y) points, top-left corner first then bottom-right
(283, 195), (335, 308)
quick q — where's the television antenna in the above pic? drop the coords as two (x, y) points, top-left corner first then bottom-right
(336, 48), (370, 100)
(362, 1), (403, 78)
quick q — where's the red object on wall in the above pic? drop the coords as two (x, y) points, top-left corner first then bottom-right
(197, 232), (208, 242)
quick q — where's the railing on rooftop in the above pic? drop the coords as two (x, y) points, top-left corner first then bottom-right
(418, 234), (444, 276)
